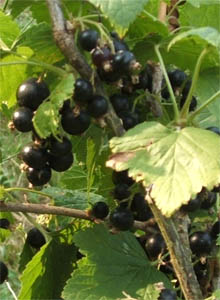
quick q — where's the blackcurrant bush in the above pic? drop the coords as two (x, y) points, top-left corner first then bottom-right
(79, 29), (99, 51)
(110, 207), (134, 231)
(194, 261), (208, 281)
(180, 95), (197, 112)
(91, 201), (109, 219)
(26, 166), (51, 186)
(112, 50), (137, 75)
(74, 78), (93, 104)
(181, 196), (201, 212)
(26, 227), (46, 249)
(111, 32), (129, 52)
(21, 144), (48, 169)
(0, 261), (8, 284)
(158, 289), (177, 300)
(198, 189), (217, 209)
(189, 231), (213, 256)
(168, 69), (187, 88)
(130, 193), (145, 211)
(16, 77), (50, 110)
(61, 110), (91, 135)
(134, 67), (149, 90)
(131, 193), (153, 221)
(206, 126), (220, 135)
(113, 183), (131, 200)
(210, 220), (220, 240)
(112, 170), (134, 186)
(97, 67), (121, 83)
(110, 94), (130, 114)
(49, 136), (72, 156)
(87, 95), (108, 118)
(0, 218), (10, 229)
(119, 111), (139, 130)
(145, 233), (166, 259)
(48, 152), (73, 172)
(91, 47), (113, 69)
(12, 107), (33, 132)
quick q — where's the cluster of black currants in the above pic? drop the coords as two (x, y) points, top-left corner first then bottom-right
(161, 69), (197, 111)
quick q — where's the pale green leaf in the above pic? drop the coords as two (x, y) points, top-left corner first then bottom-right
(63, 224), (170, 300)
(0, 228), (11, 242)
(88, 0), (149, 35)
(19, 238), (77, 300)
(50, 74), (74, 108)
(0, 11), (20, 49)
(168, 27), (220, 50)
(19, 22), (64, 64)
(187, 0), (220, 7)
(108, 122), (220, 217)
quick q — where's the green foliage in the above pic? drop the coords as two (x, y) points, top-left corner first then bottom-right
(63, 224), (170, 300)
(0, 10), (20, 49)
(108, 122), (220, 216)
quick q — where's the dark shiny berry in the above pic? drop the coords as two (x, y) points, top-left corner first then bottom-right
(48, 152), (73, 172)
(199, 190), (217, 209)
(168, 69), (187, 88)
(0, 218), (10, 229)
(194, 261), (208, 281)
(112, 170), (134, 186)
(182, 80), (192, 98)
(26, 227), (46, 249)
(59, 100), (71, 115)
(49, 136), (72, 156)
(92, 47), (112, 69)
(112, 51), (136, 75)
(134, 68), (149, 90)
(97, 67), (121, 83)
(61, 110), (91, 135)
(206, 126), (220, 135)
(210, 220), (220, 240)
(131, 193), (153, 221)
(145, 233), (166, 259)
(119, 111), (139, 130)
(79, 29), (99, 52)
(158, 289), (177, 300)
(180, 95), (197, 111)
(114, 183), (130, 200)
(110, 94), (130, 113)
(111, 32), (129, 52)
(16, 77), (50, 110)
(110, 207), (134, 231)
(189, 231), (213, 256)
(0, 261), (8, 284)
(21, 145), (48, 169)
(74, 78), (93, 104)
(181, 196), (201, 212)
(26, 166), (51, 186)
(91, 201), (109, 219)
(87, 95), (108, 118)
(12, 107), (33, 132)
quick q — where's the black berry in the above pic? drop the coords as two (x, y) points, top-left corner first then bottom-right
(168, 69), (187, 88)
(110, 207), (134, 231)
(91, 201), (109, 219)
(113, 183), (131, 200)
(210, 220), (220, 240)
(110, 94), (130, 114)
(91, 47), (113, 69)
(112, 170), (134, 186)
(180, 95), (197, 112)
(0, 218), (10, 229)
(49, 136), (72, 156)
(26, 227), (46, 249)
(12, 107), (33, 132)
(181, 196), (201, 212)
(194, 261), (208, 281)
(158, 289), (177, 300)
(79, 29), (99, 52)
(87, 95), (108, 118)
(26, 166), (51, 186)
(97, 67), (121, 83)
(119, 111), (139, 130)
(111, 32), (129, 52)
(131, 193), (153, 221)
(112, 50), (136, 75)
(16, 77), (49, 110)
(145, 233), (166, 259)
(74, 78), (93, 105)
(61, 110), (91, 135)
(21, 144), (48, 169)
(189, 231), (213, 256)
(0, 261), (8, 284)
(48, 152), (73, 172)
(198, 189), (217, 209)
(206, 126), (220, 135)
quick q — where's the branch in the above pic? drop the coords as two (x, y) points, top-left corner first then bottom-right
(0, 201), (152, 232)
(46, 0), (125, 137)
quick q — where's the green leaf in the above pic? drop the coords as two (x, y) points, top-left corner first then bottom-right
(63, 224), (171, 300)
(168, 27), (220, 50)
(19, 22), (64, 64)
(187, 0), (220, 7)
(179, 3), (220, 31)
(19, 241), (36, 273)
(0, 228), (11, 242)
(19, 237), (77, 300)
(50, 74), (74, 108)
(195, 67), (220, 128)
(107, 122), (220, 217)
(42, 186), (106, 209)
(0, 47), (33, 107)
(88, 0), (149, 35)
(59, 165), (88, 191)
(0, 11), (20, 49)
